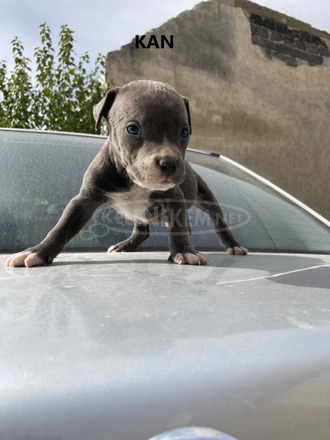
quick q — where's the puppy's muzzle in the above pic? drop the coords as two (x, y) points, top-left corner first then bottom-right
(156, 156), (178, 177)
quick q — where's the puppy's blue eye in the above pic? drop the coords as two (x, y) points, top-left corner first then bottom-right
(126, 124), (140, 135)
(180, 128), (189, 138)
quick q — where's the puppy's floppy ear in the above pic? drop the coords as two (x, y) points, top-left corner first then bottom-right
(93, 87), (119, 130)
(181, 96), (192, 134)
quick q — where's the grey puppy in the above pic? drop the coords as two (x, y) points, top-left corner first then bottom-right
(7, 80), (247, 267)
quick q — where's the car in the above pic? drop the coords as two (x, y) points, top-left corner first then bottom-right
(1, 128), (330, 440)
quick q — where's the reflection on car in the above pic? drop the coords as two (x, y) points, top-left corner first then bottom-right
(0, 128), (329, 254)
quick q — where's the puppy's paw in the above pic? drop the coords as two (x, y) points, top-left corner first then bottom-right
(108, 244), (121, 253)
(170, 252), (209, 265)
(227, 246), (248, 256)
(5, 251), (45, 268)
(107, 240), (135, 253)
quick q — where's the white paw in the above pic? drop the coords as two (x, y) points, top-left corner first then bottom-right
(171, 252), (209, 265)
(227, 246), (248, 256)
(107, 245), (119, 253)
(5, 251), (44, 267)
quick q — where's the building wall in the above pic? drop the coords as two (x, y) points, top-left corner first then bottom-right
(106, 0), (330, 220)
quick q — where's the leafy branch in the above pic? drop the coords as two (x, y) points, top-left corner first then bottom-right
(0, 23), (106, 133)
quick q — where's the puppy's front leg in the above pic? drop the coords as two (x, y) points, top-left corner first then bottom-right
(6, 195), (105, 267)
(167, 200), (208, 266)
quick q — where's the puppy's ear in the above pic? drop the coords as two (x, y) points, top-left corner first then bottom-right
(181, 96), (192, 134)
(93, 87), (119, 130)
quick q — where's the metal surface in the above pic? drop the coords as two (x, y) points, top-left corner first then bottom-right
(1, 251), (330, 440)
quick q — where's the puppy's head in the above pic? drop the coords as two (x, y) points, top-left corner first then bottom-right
(93, 80), (192, 191)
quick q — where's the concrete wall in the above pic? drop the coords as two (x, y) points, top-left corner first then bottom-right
(105, 0), (330, 220)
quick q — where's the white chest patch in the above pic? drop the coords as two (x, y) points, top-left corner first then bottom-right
(107, 185), (152, 223)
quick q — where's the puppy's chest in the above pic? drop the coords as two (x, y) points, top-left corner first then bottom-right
(107, 185), (155, 223)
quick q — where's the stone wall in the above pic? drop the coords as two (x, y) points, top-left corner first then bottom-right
(250, 13), (330, 67)
(105, 0), (330, 220)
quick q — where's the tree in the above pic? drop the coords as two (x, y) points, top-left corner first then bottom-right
(0, 23), (106, 133)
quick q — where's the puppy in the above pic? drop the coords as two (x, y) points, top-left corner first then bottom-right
(6, 80), (247, 267)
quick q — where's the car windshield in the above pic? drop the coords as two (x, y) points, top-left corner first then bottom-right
(0, 129), (329, 254)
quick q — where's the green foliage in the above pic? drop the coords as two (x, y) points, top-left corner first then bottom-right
(0, 23), (106, 133)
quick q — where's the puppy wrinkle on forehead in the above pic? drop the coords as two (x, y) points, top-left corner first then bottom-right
(126, 91), (184, 117)
(106, 185), (151, 223)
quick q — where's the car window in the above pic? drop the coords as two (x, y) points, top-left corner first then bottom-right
(0, 129), (329, 254)
(187, 156), (330, 253)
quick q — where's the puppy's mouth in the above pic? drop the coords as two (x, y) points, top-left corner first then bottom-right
(135, 175), (181, 191)
(151, 179), (177, 191)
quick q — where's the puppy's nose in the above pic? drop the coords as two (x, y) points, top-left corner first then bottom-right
(156, 156), (178, 176)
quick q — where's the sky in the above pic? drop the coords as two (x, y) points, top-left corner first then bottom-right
(1, 0), (330, 74)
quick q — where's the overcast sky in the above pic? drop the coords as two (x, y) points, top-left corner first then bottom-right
(1, 0), (330, 73)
